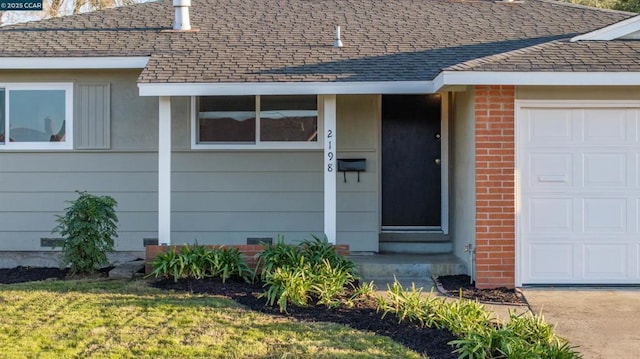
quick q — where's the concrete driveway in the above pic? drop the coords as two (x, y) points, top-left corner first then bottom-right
(522, 288), (640, 359)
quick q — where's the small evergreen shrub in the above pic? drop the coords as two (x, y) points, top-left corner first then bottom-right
(52, 191), (118, 274)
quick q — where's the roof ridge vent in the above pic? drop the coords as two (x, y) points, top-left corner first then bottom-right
(334, 26), (344, 48)
(173, 0), (191, 31)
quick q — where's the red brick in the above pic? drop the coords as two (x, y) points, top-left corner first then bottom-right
(474, 85), (516, 289)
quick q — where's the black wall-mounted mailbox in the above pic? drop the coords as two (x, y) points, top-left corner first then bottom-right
(337, 158), (366, 182)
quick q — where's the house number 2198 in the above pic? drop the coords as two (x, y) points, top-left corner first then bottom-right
(327, 129), (334, 172)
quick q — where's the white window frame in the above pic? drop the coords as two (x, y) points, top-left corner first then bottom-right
(191, 95), (323, 150)
(0, 82), (74, 150)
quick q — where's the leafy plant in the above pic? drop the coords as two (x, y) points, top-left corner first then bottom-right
(257, 235), (360, 312)
(311, 259), (355, 307)
(217, 247), (255, 283)
(377, 280), (442, 327)
(260, 256), (313, 312)
(300, 235), (357, 276)
(53, 191), (118, 274)
(376, 280), (581, 359)
(150, 244), (255, 283)
(255, 235), (302, 280)
(436, 296), (494, 336)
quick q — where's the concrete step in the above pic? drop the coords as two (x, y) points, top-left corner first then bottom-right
(350, 253), (467, 282)
(379, 241), (453, 254)
(379, 232), (452, 254)
(379, 232), (449, 242)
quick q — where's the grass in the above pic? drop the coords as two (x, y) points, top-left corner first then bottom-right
(0, 279), (423, 359)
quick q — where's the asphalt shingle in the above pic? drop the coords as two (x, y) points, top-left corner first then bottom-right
(446, 39), (640, 72)
(0, 0), (633, 83)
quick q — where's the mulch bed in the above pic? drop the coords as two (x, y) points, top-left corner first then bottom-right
(0, 266), (70, 284)
(435, 274), (526, 305)
(0, 268), (525, 358)
(151, 278), (458, 359)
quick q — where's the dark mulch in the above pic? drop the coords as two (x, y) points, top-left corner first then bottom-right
(151, 278), (458, 359)
(0, 266), (69, 284)
(0, 266), (114, 284)
(436, 274), (526, 305)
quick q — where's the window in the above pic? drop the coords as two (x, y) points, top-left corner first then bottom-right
(193, 95), (320, 149)
(0, 83), (73, 150)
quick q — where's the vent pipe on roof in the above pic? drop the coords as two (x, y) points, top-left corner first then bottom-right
(334, 26), (343, 48)
(173, 0), (191, 31)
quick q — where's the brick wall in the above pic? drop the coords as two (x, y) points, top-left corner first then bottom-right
(474, 85), (516, 289)
(145, 244), (350, 274)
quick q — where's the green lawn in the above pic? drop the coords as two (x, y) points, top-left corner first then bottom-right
(0, 279), (423, 358)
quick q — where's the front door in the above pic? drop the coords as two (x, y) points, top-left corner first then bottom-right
(382, 95), (441, 229)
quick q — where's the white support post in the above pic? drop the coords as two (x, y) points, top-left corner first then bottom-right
(440, 92), (450, 234)
(158, 96), (172, 245)
(323, 95), (337, 244)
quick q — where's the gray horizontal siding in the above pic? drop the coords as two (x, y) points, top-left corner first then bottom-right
(173, 191), (376, 213)
(172, 149), (379, 251)
(0, 94), (381, 253)
(0, 153), (157, 251)
(3, 153), (158, 172)
(1, 172), (157, 192)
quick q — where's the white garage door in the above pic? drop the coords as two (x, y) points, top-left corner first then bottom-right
(518, 101), (640, 285)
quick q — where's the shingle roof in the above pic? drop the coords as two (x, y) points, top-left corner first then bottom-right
(0, 0), (634, 83)
(446, 39), (640, 72)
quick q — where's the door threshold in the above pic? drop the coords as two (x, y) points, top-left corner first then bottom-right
(381, 226), (443, 234)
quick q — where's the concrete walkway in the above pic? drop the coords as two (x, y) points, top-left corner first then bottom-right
(522, 288), (640, 359)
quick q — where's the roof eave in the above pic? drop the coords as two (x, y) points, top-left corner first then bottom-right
(0, 57), (150, 69)
(137, 81), (437, 96)
(433, 71), (640, 91)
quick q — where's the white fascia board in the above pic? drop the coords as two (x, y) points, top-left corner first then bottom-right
(0, 57), (150, 69)
(138, 81), (436, 96)
(571, 15), (640, 41)
(433, 71), (640, 91)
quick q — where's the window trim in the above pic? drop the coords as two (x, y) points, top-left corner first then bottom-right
(191, 95), (323, 150)
(0, 82), (74, 150)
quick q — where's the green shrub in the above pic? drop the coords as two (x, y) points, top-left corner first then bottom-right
(377, 280), (442, 328)
(52, 191), (118, 274)
(377, 280), (581, 359)
(257, 235), (359, 312)
(437, 297), (494, 336)
(261, 257), (313, 312)
(300, 235), (357, 275)
(217, 247), (255, 283)
(150, 244), (255, 283)
(255, 235), (302, 280)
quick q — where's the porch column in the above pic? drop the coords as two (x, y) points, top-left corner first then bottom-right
(324, 95), (337, 244)
(158, 96), (172, 245)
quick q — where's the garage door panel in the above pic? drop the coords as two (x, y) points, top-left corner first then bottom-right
(583, 244), (628, 279)
(519, 104), (640, 284)
(583, 198), (627, 233)
(527, 243), (573, 280)
(528, 108), (573, 145)
(529, 198), (572, 233)
(528, 153), (572, 189)
(583, 153), (627, 187)
(582, 109), (627, 144)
